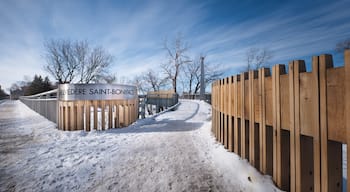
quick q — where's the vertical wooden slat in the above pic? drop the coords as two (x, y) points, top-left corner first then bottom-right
(345, 49), (350, 192)
(311, 56), (321, 192)
(249, 71), (255, 166)
(85, 101), (91, 131)
(272, 66), (277, 183)
(289, 61), (296, 192)
(76, 102), (83, 130)
(273, 65), (285, 186)
(294, 60), (306, 192)
(241, 72), (246, 159)
(259, 68), (269, 174)
(223, 79), (227, 147)
(108, 101), (113, 128)
(115, 103), (119, 128)
(71, 102), (76, 131)
(228, 77), (233, 152)
(101, 100), (106, 130)
(212, 82), (215, 135)
(221, 79), (224, 144)
(216, 81), (219, 139)
(234, 75), (239, 154)
(64, 102), (69, 131)
(319, 54), (333, 192)
(93, 101), (98, 130)
(59, 103), (63, 130)
(226, 78), (229, 149)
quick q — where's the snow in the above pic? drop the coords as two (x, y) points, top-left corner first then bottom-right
(0, 99), (281, 192)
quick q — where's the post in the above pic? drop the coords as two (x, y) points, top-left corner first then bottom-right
(200, 56), (205, 100)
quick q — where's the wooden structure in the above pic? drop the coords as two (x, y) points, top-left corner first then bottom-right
(211, 50), (350, 192)
(58, 99), (138, 131)
(58, 84), (138, 131)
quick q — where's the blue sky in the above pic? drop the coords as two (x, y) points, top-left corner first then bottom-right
(1, 0), (350, 91)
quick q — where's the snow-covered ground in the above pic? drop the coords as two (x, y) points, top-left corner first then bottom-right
(0, 100), (280, 192)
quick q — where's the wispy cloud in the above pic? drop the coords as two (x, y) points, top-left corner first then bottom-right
(0, 0), (349, 90)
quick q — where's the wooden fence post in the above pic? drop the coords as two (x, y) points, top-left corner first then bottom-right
(345, 49), (350, 192)
(318, 54), (333, 192)
(259, 68), (269, 174)
(234, 75), (240, 154)
(228, 77), (234, 152)
(249, 70), (259, 167)
(272, 64), (286, 187)
(289, 61), (296, 192)
(241, 72), (247, 159)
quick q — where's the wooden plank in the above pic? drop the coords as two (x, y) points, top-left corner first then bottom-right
(224, 78), (228, 148)
(234, 75), (239, 154)
(289, 61), (296, 192)
(64, 102), (69, 131)
(272, 65), (278, 184)
(345, 49), (350, 191)
(299, 72), (316, 137)
(265, 77), (273, 126)
(245, 76), (250, 119)
(216, 81), (219, 140)
(259, 68), (269, 174)
(76, 101), (83, 130)
(216, 82), (219, 139)
(228, 77), (233, 152)
(319, 54), (333, 192)
(311, 56), (321, 192)
(327, 67), (346, 143)
(273, 64), (285, 186)
(85, 101), (91, 131)
(294, 60), (306, 192)
(237, 77), (242, 118)
(280, 75), (290, 130)
(249, 71), (256, 166)
(109, 101), (113, 128)
(101, 100), (105, 130)
(241, 72), (247, 159)
(58, 103), (62, 130)
(71, 102), (76, 131)
(93, 101), (98, 130)
(249, 71), (260, 168)
(254, 78), (260, 123)
(116, 102), (120, 127)
(220, 80), (223, 144)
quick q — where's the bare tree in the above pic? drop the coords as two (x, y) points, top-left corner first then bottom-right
(336, 38), (350, 52)
(184, 56), (200, 94)
(132, 75), (146, 95)
(246, 47), (272, 71)
(44, 39), (114, 84)
(162, 33), (191, 93)
(143, 69), (168, 92)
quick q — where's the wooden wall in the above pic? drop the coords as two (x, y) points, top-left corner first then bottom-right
(211, 50), (350, 192)
(58, 99), (138, 131)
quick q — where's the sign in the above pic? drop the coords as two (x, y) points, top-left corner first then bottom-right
(58, 84), (137, 101)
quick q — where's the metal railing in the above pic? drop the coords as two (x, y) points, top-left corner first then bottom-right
(19, 89), (58, 123)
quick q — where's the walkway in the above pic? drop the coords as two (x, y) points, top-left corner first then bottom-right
(0, 100), (279, 192)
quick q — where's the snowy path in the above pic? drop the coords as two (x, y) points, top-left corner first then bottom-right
(0, 100), (280, 192)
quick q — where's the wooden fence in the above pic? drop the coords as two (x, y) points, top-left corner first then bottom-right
(211, 50), (350, 192)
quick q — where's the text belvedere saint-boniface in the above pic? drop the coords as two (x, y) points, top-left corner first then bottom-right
(59, 88), (135, 96)
(58, 84), (138, 101)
